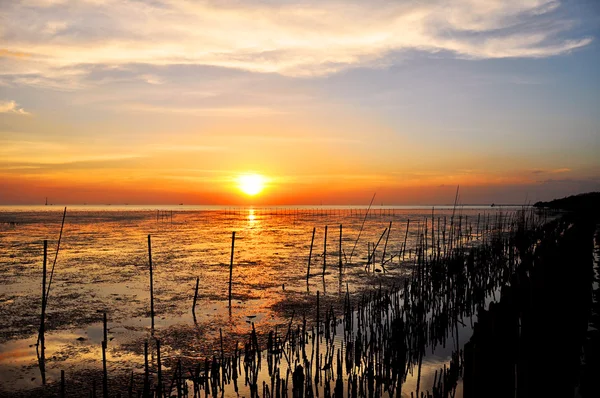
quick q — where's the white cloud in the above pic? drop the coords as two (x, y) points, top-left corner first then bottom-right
(0, 0), (593, 85)
(0, 100), (30, 115)
(140, 74), (164, 85)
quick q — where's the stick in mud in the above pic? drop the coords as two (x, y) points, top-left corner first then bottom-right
(36, 207), (66, 372)
(45, 207), (66, 305)
(381, 221), (392, 268)
(229, 231), (236, 308)
(103, 312), (107, 345)
(147, 235), (155, 331)
(349, 192), (376, 264)
(402, 219), (410, 260)
(307, 227), (315, 283)
(38, 240), (47, 385)
(367, 227), (388, 268)
(323, 225), (328, 277)
(192, 276), (200, 321)
(157, 339), (163, 397)
(102, 340), (108, 398)
(339, 224), (343, 270)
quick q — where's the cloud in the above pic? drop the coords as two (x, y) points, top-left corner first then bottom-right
(531, 167), (571, 174)
(0, 100), (30, 115)
(140, 74), (164, 85)
(125, 103), (288, 116)
(551, 168), (572, 174)
(0, 156), (144, 174)
(249, 136), (361, 145)
(148, 144), (228, 153)
(0, 0), (593, 87)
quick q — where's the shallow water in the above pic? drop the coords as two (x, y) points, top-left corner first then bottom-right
(0, 205), (517, 395)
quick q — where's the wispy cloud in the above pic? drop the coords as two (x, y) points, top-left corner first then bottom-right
(531, 167), (572, 174)
(147, 144), (228, 153)
(126, 103), (288, 116)
(0, 0), (593, 88)
(0, 137), (143, 165)
(0, 100), (30, 115)
(248, 136), (361, 145)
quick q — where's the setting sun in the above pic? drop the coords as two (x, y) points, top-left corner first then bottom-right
(237, 174), (266, 196)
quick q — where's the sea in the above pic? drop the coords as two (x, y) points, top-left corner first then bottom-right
(0, 205), (521, 396)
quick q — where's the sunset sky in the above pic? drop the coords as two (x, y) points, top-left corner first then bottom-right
(1, 0), (599, 205)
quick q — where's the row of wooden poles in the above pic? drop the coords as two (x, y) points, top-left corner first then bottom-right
(219, 208), (421, 217)
(165, 207), (515, 222)
(36, 206), (541, 397)
(162, 208), (530, 398)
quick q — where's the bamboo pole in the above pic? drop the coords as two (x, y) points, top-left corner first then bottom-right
(45, 206), (66, 305)
(339, 224), (343, 270)
(103, 312), (107, 346)
(323, 226), (328, 277)
(349, 193), (376, 264)
(157, 339), (163, 397)
(381, 221), (392, 267)
(147, 235), (155, 330)
(229, 231), (236, 307)
(192, 276), (199, 321)
(308, 228), (315, 282)
(402, 220), (410, 260)
(102, 340), (108, 398)
(38, 240), (47, 385)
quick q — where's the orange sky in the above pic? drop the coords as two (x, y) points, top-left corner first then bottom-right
(1, 0), (599, 205)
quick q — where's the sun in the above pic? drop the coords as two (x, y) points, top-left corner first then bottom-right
(237, 174), (266, 196)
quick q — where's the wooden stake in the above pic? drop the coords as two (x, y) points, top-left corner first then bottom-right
(103, 312), (107, 345)
(339, 224), (343, 270)
(402, 220), (410, 260)
(307, 228), (315, 282)
(381, 221), (392, 267)
(147, 235), (154, 331)
(102, 340), (108, 398)
(38, 240), (47, 385)
(229, 231), (235, 307)
(323, 226), (328, 277)
(192, 276), (199, 321)
(157, 339), (162, 397)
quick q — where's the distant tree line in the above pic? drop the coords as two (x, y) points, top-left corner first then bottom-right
(534, 192), (600, 214)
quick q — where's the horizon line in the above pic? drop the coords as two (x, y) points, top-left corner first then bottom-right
(0, 203), (530, 208)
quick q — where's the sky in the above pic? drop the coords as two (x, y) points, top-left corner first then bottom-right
(1, 0), (599, 205)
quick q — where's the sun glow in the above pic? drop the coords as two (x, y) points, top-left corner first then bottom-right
(237, 174), (266, 196)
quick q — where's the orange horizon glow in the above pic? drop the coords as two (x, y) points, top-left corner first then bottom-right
(1, 168), (596, 206)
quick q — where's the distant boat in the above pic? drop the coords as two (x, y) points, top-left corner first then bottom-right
(491, 203), (495, 207)
(45, 197), (48, 206)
